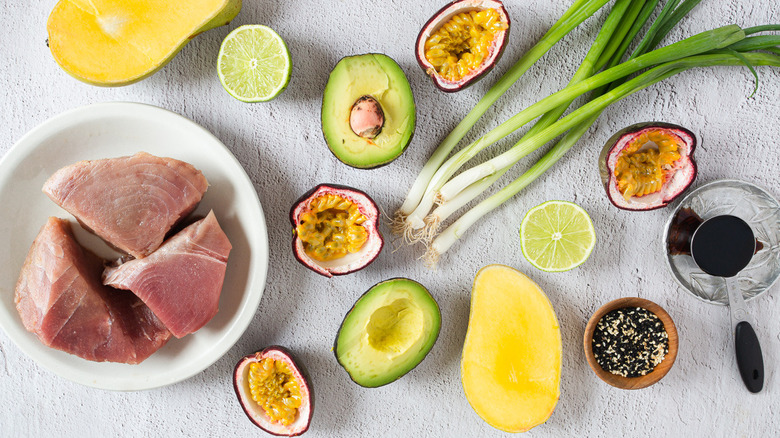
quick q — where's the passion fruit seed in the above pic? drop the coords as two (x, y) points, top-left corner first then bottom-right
(296, 193), (369, 261)
(614, 130), (683, 201)
(349, 95), (384, 139)
(248, 358), (303, 426)
(424, 9), (507, 82)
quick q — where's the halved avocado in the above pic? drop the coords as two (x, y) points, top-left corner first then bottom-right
(334, 278), (440, 387)
(322, 54), (416, 169)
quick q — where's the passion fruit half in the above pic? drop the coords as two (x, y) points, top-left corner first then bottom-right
(416, 0), (510, 92)
(599, 122), (697, 211)
(233, 346), (313, 436)
(290, 184), (383, 277)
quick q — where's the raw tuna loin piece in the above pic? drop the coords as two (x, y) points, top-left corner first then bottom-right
(43, 152), (209, 258)
(103, 211), (232, 338)
(15, 218), (171, 364)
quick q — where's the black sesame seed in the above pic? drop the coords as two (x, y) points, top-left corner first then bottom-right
(592, 307), (669, 377)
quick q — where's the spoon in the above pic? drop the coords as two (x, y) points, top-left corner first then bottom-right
(690, 215), (764, 393)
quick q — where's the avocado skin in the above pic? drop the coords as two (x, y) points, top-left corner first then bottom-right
(324, 130), (417, 170)
(333, 277), (441, 387)
(321, 53), (416, 169)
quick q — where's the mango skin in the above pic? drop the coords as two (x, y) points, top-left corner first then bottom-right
(47, 0), (242, 87)
(461, 264), (562, 433)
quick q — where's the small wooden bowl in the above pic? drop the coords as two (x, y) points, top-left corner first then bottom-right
(583, 297), (679, 390)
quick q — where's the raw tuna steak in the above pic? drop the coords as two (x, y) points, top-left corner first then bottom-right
(43, 152), (209, 258)
(15, 218), (171, 364)
(103, 211), (232, 338)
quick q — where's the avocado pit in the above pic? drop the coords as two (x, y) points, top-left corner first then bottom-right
(350, 95), (384, 139)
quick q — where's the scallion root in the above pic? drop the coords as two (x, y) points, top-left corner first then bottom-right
(422, 245), (441, 270)
(421, 214), (442, 245)
(390, 210), (408, 236)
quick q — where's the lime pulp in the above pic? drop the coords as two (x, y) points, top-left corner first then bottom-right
(519, 200), (596, 272)
(217, 25), (292, 103)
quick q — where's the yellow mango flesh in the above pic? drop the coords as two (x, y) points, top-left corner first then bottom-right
(47, 0), (241, 86)
(462, 265), (561, 433)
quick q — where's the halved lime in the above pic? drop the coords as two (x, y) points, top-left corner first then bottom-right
(217, 25), (292, 102)
(520, 200), (596, 272)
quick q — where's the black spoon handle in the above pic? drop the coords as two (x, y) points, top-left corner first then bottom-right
(735, 321), (764, 393)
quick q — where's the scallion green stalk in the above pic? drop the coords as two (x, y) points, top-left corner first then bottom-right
(646, 0), (705, 50)
(630, 0), (682, 55)
(725, 35), (780, 52)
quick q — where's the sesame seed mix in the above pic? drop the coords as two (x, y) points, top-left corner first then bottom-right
(592, 307), (669, 377)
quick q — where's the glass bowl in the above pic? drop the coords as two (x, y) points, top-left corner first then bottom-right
(662, 179), (780, 305)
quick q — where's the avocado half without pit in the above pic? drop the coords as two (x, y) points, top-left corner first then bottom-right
(233, 346), (313, 436)
(291, 184), (383, 277)
(599, 122), (697, 211)
(335, 278), (441, 388)
(322, 53), (416, 169)
(416, 0), (510, 92)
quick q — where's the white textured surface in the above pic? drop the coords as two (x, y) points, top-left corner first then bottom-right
(1, 0), (779, 436)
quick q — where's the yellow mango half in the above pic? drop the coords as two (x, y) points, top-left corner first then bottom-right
(47, 0), (242, 86)
(461, 265), (562, 433)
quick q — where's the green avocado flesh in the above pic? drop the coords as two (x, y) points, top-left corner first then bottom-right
(335, 278), (440, 387)
(322, 53), (416, 169)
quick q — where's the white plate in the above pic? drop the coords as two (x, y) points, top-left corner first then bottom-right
(0, 102), (268, 390)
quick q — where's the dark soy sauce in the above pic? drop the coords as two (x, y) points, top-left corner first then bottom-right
(691, 215), (755, 278)
(667, 208), (704, 256)
(668, 208), (764, 257)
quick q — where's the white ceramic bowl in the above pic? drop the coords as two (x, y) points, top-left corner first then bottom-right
(0, 102), (268, 390)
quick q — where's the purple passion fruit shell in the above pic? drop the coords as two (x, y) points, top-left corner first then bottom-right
(233, 346), (313, 436)
(599, 122), (697, 211)
(290, 184), (383, 277)
(416, 0), (510, 92)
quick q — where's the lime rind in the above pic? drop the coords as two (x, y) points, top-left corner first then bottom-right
(520, 200), (596, 272)
(217, 25), (292, 103)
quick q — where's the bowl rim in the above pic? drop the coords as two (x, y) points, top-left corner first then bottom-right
(583, 297), (679, 390)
